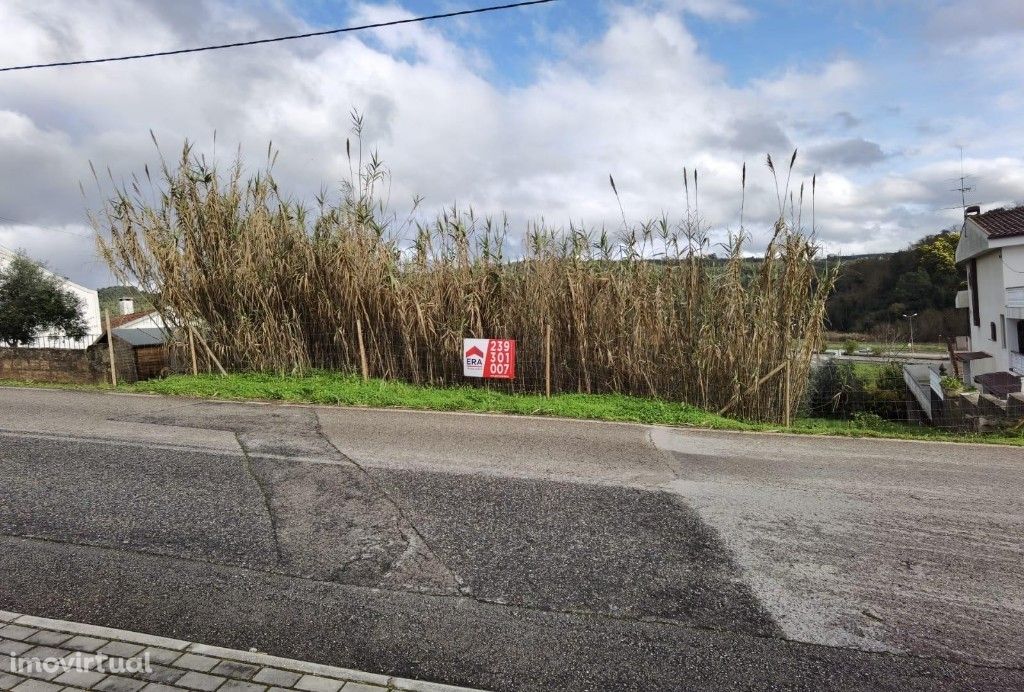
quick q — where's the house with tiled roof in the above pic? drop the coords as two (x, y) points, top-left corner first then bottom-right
(103, 298), (170, 347)
(954, 205), (1024, 396)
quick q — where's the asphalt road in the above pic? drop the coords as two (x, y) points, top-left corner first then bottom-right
(1, 388), (1022, 690)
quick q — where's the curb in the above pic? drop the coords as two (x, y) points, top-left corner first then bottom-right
(1, 611), (485, 692)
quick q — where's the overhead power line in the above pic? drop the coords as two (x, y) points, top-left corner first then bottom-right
(0, 215), (92, 238)
(0, 0), (557, 73)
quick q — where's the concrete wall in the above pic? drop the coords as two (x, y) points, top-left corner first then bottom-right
(1004, 245), (1024, 293)
(956, 218), (989, 263)
(119, 312), (167, 331)
(969, 251), (1009, 375)
(1005, 247), (1024, 365)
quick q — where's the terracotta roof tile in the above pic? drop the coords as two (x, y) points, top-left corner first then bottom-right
(107, 310), (156, 329)
(970, 205), (1024, 239)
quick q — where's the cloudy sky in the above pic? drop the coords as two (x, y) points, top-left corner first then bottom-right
(1, 0), (1023, 288)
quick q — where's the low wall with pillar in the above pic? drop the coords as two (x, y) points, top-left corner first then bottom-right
(0, 339), (138, 385)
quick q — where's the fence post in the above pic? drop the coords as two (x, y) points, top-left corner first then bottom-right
(784, 361), (791, 427)
(545, 322), (552, 398)
(104, 310), (117, 387)
(356, 318), (369, 382)
(187, 324), (199, 376)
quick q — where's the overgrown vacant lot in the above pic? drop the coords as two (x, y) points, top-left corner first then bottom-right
(96, 128), (831, 424)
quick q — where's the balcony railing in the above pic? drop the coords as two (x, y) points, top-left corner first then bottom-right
(20, 332), (101, 350)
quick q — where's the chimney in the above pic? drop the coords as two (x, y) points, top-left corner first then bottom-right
(965, 205), (980, 217)
(118, 297), (134, 315)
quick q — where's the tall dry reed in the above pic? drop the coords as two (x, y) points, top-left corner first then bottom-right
(95, 123), (834, 422)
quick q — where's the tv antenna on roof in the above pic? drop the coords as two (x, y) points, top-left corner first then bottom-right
(948, 145), (974, 213)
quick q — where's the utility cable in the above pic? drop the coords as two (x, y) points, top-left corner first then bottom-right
(0, 0), (557, 72)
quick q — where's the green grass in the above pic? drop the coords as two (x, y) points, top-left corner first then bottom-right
(126, 372), (758, 429)
(850, 362), (885, 384)
(3, 373), (1021, 446)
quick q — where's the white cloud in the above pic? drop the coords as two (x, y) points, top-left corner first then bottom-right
(0, 1), (1021, 288)
(755, 59), (865, 110)
(923, 0), (1024, 83)
(657, 0), (754, 22)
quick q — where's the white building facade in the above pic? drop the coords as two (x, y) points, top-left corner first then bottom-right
(954, 206), (1024, 394)
(0, 245), (102, 349)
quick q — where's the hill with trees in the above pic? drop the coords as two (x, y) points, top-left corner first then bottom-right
(97, 285), (155, 317)
(824, 230), (965, 342)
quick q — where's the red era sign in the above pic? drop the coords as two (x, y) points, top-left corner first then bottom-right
(463, 338), (516, 379)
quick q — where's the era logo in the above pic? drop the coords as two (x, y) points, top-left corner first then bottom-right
(465, 345), (485, 366)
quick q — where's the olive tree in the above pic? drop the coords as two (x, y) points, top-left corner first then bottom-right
(0, 253), (87, 346)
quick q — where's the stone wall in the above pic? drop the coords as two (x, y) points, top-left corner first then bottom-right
(0, 347), (105, 384)
(0, 338), (139, 385)
(89, 338), (139, 384)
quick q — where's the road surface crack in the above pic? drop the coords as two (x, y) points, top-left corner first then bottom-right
(311, 410), (471, 596)
(236, 432), (283, 568)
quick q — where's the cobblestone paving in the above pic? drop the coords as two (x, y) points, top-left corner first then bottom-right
(0, 611), (482, 692)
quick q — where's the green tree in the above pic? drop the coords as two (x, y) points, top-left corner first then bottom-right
(917, 231), (958, 278)
(892, 268), (934, 312)
(823, 228), (965, 339)
(97, 285), (155, 317)
(0, 253), (87, 346)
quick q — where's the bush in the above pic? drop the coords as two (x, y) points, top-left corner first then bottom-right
(851, 411), (885, 428)
(875, 362), (904, 391)
(806, 360), (865, 418)
(806, 360), (909, 421)
(842, 339), (860, 355)
(864, 361), (906, 421)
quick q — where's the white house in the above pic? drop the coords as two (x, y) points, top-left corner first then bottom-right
(107, 298), (170, 345)
(954, 205), (1024, 397)
(0, 245), (102, 349)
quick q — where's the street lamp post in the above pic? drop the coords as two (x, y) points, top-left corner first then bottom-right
(902, 313), (918, 352)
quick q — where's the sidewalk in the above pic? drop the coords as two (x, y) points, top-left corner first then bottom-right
(0, 611), (483, 692)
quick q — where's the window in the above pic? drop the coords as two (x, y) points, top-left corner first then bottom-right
(991, 322), (997, 341)
(1001, 315), (1006, 348)
(969, 259), (980, 327)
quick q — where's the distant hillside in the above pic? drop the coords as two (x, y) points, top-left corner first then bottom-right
(824, 230), (966, 342)
(97, 286), (156, 317)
